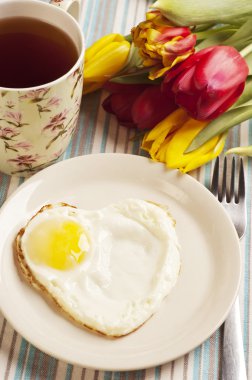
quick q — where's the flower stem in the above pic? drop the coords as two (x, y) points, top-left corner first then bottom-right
(240, 43), (252, 58)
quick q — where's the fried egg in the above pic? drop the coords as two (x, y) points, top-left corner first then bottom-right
(15, 199), (180, 337)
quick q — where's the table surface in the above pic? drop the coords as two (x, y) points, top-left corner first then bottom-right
(0, 1), (252, 379)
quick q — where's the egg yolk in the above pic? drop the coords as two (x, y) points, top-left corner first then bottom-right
(26, 219), (88, 270)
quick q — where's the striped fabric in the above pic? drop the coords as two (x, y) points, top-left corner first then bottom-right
(0, 1), (251, 379)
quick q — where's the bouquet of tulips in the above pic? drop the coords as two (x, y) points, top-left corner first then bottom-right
(83, 0), (252, 172)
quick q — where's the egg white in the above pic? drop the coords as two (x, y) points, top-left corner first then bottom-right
(20, 199), (181, 337)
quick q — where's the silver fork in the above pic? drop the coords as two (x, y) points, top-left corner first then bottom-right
(211, 156), (247, 380)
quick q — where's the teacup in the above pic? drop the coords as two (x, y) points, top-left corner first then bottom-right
(0, 0), (84, 176)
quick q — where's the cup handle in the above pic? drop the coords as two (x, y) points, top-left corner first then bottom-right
(50, 0), (80, 22)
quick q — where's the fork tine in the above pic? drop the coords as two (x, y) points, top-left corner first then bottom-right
(211, 156), (219, 197)
(228, 156), (236, 202)
(221, 156), (227, 202)
(237, 158), (245, 203)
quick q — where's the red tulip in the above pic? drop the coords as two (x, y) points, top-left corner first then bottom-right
(163, 46), (249, 120)
(102, 82), (177, 130)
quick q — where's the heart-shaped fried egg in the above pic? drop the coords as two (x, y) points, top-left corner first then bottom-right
(15, 199), (180, 337)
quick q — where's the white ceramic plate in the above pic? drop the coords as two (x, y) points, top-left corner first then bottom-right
(0, 153), (241, 371)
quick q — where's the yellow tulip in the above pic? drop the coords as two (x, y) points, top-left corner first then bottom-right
(142, 109), (227, 173)
(83, 34), (131, 94)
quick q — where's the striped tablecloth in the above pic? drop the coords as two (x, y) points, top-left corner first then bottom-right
(0, 1), (251, 379)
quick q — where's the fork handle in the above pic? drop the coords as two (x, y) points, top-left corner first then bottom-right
(222, 298), (247, 380)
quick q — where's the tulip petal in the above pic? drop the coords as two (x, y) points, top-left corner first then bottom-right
(83, 81), (105, 95)
(84, 41), (130, 80)
(148, 111), (187, 158)
(145, 108), (188, 142)
(175, 91), (200, 118)
(181, 133), (227, 173)
(194, 46), (249, 92)
(196, 82), (245, 119)
(132, 85), (177, 130)
(172, 65), (196, 93)
(155, 27), (191, 42)
(164, 34), (197, 54)
(85, 34), (126, 62)
(165, 119), (209, 168)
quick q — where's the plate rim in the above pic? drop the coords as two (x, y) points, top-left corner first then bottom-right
(0, 153), (241, 371)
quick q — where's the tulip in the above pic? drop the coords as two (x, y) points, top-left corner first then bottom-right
(102, 82), (177, 130)
(152, 0), (252, 26)
(131, 10), (196, 80)
(163, 46), (249, 120)
(142, 108), (227, 172)
(83, 34), (131, 95)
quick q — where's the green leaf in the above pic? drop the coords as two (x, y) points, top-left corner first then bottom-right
(226, 145), (252, 156)
(186, 105), (252, 153)
(110, 70), (161, 84)
(223, 18), (252, 50)
(196, 30), (236, 50)
(194, 23), (216, 33)
(118, 44), (143, 75)
(244, 51), (252, 74)
(124, 34), (132, 43)
(232, 76), (252, 107)
(195, 26), (237, 42)
(196, 19), (252, 51)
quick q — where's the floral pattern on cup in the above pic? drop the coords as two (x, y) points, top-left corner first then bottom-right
(0, 64), (83, 176)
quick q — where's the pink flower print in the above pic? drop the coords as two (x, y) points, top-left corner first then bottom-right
(43, 109), (69, 132)
(37, 96), (62, 116)
(4, 140), (32, 153)
(5, 100), (15, 109)
(46, 97), (61, 107)
(0, 127), (20, 139)
(8, 154), (40, 167)
(4, 111), (29, 128)
(12, 141), (33, 151)
(19, 88), (50, 103)
(74, 96), (81, 110)
(5, 111), (21, 123)
(53, 148), (64, 158)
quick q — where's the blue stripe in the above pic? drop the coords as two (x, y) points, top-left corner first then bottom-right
(82, 0), (94, 39)
(193, 345), (201, 379)
(84, 93), (102, 154)
(113, 371), (121, 380)
(35, 351), (44, 380)
(0, 174), (10, 206)
(120, 0), (130, 34)
(100, 114), (111, 153)
(105, 0), (118, 34)
(46, 357), (58, 379)
(96, 0), (110, 38)
(135, 369), (144, 380)
(155, 366), (161, 379)
(86, 0), (105, 45)
(23, 344), (36, 378)
(104, 371), (112, 380)
(202, 339), (210, 379)
(14, 338), (28, 380)
(65, 364), (73, 380)
(214, 329), (221, 379)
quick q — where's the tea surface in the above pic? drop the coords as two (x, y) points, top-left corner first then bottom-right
(0, 17), (79, 88)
